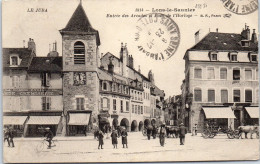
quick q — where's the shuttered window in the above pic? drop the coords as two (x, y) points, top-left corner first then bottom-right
(233, 90), (240, 102)
(245, 90), (252, 102)
(76, 98), (85, 110)
(221, 89), (228, 103)
(194, 89), (202, 102)
(208, 90), (215, 102)
(120, 100), (123, 112)
(233, 69), (240, 80)
(220, 68), (227, 79)
(194, 67), (202, 79)
(41, 73), (50, 87)
(126, 101), (129, 112)
(245, 69), (252, 80)
(207, 67), (215, 79)
(42, 97), (51, 110)
(113, 99), (116, 110)
(74, 41), (85, 64)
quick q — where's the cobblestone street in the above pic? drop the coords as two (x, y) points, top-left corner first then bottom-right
(3, 132), (259, 163)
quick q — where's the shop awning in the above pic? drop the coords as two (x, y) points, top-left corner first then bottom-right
(245, 107), (259, 118)
(202, 107), (236, 119)
(27, 116), (61, 125)
(68, 113), (90, 125)
(3, 116), (28, 125)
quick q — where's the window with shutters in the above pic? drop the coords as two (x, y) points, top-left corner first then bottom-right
(141, 106), (143, 114)
(11, 76), (20, 88)
(220, 68), (227, 80)
(120, 100), (123, 112)
(245, 89), (252, 102)
(41, 72), (50, 87)
(132, 104), (134, 113)
(194, 88), (202, 102)
(135, 105), (137, 114)
(245, 69), (252, 80)
(194, 67), (202, 79)
(207, 67), (215, 79)
(233, 90), (240, 102)
(76, 97), (85, 110)
(126, 101), (129, 112)
(233, 69), (240, 80)
(42, 97), (51, 110)
(113, 99), (116, 110)
(208, 89), (215, 102)
(101, 97), (109, 110)
(74, 41), (85, 64)
(221, 89), (228, 103)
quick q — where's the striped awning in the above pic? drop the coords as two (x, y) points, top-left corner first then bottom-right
(27, 116), (61, 125)
(245, 107), (259, 118)
(203, 107), (236, 119)
(3, 116), (28, 125)
(68, 113), (90, 125)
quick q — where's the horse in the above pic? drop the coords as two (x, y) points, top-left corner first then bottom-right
(166, 126), (179, 138)
(237, 125), (259, 139)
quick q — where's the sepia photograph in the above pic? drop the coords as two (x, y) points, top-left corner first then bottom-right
(2, 0), (259, 163)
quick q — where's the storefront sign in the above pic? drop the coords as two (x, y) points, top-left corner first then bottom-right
(3, 89), (63, 96)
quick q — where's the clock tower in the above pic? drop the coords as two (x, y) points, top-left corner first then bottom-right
(59, 2), (100, 135)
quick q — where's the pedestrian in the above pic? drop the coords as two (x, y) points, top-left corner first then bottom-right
(8, 127), (15, 148)
(98, 130), (104, 149)
(147, 125), (152, 140)
(159, 124), (166, 147)
(44, 127), (54, 149)
(121, 127), (128, 148)
(111, 130), (118, 149)
(179, 123), (187, 145)
(4, 127), (10, 147)
(194, 124), (198, 135)
(152, 125), (157, 139)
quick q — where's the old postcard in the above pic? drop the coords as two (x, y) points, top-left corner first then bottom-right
(2, 0), (259, 163)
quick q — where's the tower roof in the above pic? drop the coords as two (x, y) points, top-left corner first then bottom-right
(60, 3), (100, 45)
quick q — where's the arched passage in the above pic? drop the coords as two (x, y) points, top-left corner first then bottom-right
(139, 121), (144, 131)
(131, 120), (138, 132)
(120, 118), (130, 131)
(112, 118), (119, 130)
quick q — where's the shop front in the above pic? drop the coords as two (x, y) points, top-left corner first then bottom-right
(98, 112), (110, 132)
(67, 111), (92, 136)
(3, 116), (28, 137)
(26, 116), (61, 137)
(244, 106), (259, 125)
(201, 106), (237, 130)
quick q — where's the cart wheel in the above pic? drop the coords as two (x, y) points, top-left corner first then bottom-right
(227, 133), (234, 139)
(209, 133), (215, 138)
(234, 130), (241, 139)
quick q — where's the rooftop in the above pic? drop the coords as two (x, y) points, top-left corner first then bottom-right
(28, 57), (62, 72)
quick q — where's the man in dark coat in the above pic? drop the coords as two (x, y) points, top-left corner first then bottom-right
(8, 127), (15, 148)
(159, 124), (166, 147)
(147, 125), (152, 140)
(179, 123), (187, 145)
(44, 127), (53, 149)
(111, 130), (118, 149)
(98, 130), (104, 149)
(4, 127), (10, 147)
(121, 127), (128, 148)
(152, 125), (157, 139)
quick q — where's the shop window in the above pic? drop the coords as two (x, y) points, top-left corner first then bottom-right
(220, 68), (227, 80)
(41, 72), (50, 87)
(10, 56), (18, 66)
(76, 97), (85, 110)
(113, 99), (116, 110)
(42, 97), (51, 110)
(233, 90), (240, 102)
(194, 88), (202, 102)
(233, 69), (240, 80)
(207, 67), (215, 79)
(245, 89), (252, 102)
(11, 75), (20, 88)
(221, 89), (228, 103)
(73, 72), (86, 85)
(74, 41), (85, 64)
(120, 100), (123, 112)
(126, 101), (129, 112)
(245, 69), (252, 80)
(208, 89), (215, 102)
(194, 67), (202, 79)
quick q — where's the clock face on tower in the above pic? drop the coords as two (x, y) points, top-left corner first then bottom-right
(73, 72), (86, 85)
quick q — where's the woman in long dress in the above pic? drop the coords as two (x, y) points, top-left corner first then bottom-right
(111, 130), (118, 149)
(98, 130), (104, 149)
(121, 127), (128, 148)
(159, 125), (166, 147)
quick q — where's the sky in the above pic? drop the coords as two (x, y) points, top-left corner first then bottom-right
(2, 0), (258, 98)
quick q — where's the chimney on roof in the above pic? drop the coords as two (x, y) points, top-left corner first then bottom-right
(216, 28), (218, 33)
(47, 41), (59, 57)
(241, 23), (250, 40)
(246, 26), (250, 40)
(195, 30), (200, 44)
(138, 65), (141, 73)
(28, 38), (36, 53)
(251, 29), (257, 43)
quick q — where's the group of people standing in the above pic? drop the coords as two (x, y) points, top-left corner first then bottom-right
(4, 127), (15, 148)
(146, 123), (187, 146)
(96, 126), (128, 149)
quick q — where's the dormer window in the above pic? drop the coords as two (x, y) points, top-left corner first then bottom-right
(241, 40), (250, 47)
(10, 55), (19, 66)
(211, 53), (218, 61)
(230, 53), (238, 62)
(103, 82), (107, 91)
(250, 54), (257, 62)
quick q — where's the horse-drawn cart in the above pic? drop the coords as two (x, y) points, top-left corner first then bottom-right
(202, 125), (240, 139)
